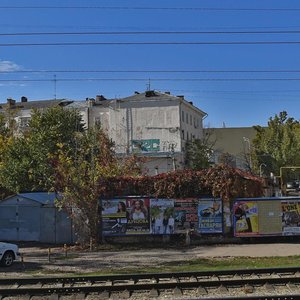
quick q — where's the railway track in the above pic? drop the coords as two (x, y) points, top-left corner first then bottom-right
(1, 267), (300, 299)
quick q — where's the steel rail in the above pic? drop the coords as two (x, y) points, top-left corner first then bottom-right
(1, 270), (300, 297)
(197, 296), (300, 300)
(0, 266), (299, 286)
(0, 276), (300, 296)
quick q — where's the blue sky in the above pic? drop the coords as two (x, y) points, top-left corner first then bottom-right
(1, 0), (300, 127)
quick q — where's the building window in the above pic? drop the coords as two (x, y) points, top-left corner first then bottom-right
(190, 114), (192, 125)
(94, 116), (101, 125)
(20, 117), (30, 128)
(186, 131), (189, 140)
(182, 130), (185, 139)
(186, 112), (188, 123)
(181, 111), (184, 122)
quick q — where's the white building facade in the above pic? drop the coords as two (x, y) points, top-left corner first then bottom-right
(78, 91), (207, 174)
(2, 91), (207, 175)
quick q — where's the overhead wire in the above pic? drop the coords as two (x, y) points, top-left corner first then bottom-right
(3, 30), (300, 36)
(0, 6), (300, 11)
(2, 69), (300, 73)
(2, 41), (300, 46)
(2, 78), (300, 82)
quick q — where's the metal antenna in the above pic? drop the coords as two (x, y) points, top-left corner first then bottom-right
(146, 78), (151, 91)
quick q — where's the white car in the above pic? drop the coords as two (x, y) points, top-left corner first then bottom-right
(0, 242), (21, 267)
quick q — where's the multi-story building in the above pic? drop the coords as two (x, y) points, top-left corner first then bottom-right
(1, 91), (207, 175)
(71, 90), (207, 174)
(0, 96), (73, 134)
(205, 127), (257, 170)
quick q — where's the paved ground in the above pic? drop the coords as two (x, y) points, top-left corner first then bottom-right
(1, 242), (300, 277)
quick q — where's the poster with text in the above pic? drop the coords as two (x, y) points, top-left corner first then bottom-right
(174, 198), (198, 232)
(282, 200), (300, 236)
(198, 199), (223, 233)
(233, 201), (259, 236)
(125, 198), (150, 234)
(150, 199), (175, 234)
(102, 199), (128, 236)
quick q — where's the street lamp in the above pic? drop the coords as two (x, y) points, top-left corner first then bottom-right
(243, 137), (252, 170)
(259, 163), (266, 177)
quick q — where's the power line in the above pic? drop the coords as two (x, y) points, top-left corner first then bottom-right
(3, 30), (300, 36)
(3, 69), (300, 74)
(3, 78), (300, 82)
(2, 41), (300, 46)
(1, 6), (300, 11)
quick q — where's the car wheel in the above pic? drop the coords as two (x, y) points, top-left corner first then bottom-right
(1, 251), (14, 267)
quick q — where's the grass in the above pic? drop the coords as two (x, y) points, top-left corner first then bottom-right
(75, 256), (300, 277)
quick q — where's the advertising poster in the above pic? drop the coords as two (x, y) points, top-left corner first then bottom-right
(125, 198), (150, 234)
(198, 199), (223, 233)
(257, 201), (282, 235)
(233, 201), (259, 236)
(102, 199), (128, 236)
(102, 198), (150, 236)
(174, 198), (198, 232)
(281, 200), (300, 236)
(150, 199), (175, 234)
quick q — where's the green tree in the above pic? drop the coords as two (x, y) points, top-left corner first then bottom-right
(53, 126), (142, 244)
(0, 106), (84, 192)
(252, 111), (300, 175)
(185, 131), (215, 170)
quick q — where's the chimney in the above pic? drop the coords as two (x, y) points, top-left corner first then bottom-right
(165, 91), (170, 95)
(134, 91), (140, 95)
(21, 96), (28, 103)
(7, 98), (16, 106)
(95, 95), (106, 102)
(145, 90), (156, 97)
(177, 95), (184, 100)
(189, 101), (193, 106)
(86, 98), (95, 107)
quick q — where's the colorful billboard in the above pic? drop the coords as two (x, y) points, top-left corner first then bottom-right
(233, 201), (258, 236)
(102, 197), (225, 236)
(198, 199), (223, 233)
(132, 139), (160, 152)
(102, 199), (128, 236)
(174, 198), (198, 232)
(282, 200), (300, 236)
(102, 198), (150, 236)
(150, 199), (175, 234)
(126, 198), (150, 234)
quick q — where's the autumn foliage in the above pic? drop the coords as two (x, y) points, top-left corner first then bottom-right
(100, 164), (264, 202)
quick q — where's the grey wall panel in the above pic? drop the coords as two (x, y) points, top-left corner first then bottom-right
(0, 206), (18, 241)
(40, 207), (56, 243)
(0, 198), (74, 243)
(18, 206), (40, 241)
(56, 210), (73, 244)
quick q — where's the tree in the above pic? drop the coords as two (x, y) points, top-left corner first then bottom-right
(185, 130), (215, 170)
(53, 126), (142, 244)
(0, 106), (84, 192)
(252, 111), (300, 175)
(218, 152), (236, 168)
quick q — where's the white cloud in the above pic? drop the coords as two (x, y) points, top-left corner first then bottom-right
(0, 60), (21, 72)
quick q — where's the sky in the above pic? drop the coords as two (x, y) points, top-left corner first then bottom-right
(1, 0), (300, 128)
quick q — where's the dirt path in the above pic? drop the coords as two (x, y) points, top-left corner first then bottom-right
(1, 243), (300, 277)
